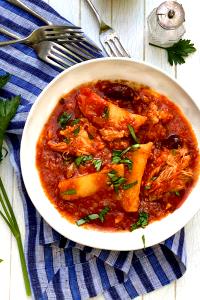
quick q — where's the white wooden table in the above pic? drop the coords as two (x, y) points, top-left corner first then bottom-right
(0, 0), (200, 299)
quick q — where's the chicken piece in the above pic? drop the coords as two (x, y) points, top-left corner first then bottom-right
(48, 122), (105, 156)
(146, 147), (193, 200)
(77, 88), (147, 141)
(59, 164), (124, 201)
(120, 142), (153, 212)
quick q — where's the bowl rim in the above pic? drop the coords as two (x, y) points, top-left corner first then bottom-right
(20, 57), (200, 250)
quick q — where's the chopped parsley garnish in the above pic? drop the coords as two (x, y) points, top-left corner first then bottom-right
(102, 106), (109, 119)
(171, 190), (180, 196)
(108, 170), (126, 193)
(76, 207), (110, 226)
(112, 155), (121, 164)
(73, 126), (80, 136)
(58, 112), (72, 128)
(112, 146), (138, 170)
(75, 155), (93, 167)
(144, 185), (151, 190)
(151, 176), (157, 181)
(142, 234), (146, 248)
(62, 189), (76, 195)
(98, 207), (110, 222)
(127, 124), (139, 144)
(120, 158), (133, 170)
(122, 180), (138, 190)
(130, 212), (149, 231)
(93, 159), (102, 171)
(112, 144), (140, 168)
(71, 118), (80, 125)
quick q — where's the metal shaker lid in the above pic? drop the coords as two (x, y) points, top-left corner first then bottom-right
(156, 1), (185, 30)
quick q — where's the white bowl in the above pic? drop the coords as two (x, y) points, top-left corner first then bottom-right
(20, 58), (200, 250)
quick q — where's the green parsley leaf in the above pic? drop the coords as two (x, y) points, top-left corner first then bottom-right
(123, 180), (138, 190)
(0, 259), (3, 263)
(130, 212), (149, 231)
(73, 126), (80, 136)
(120, 157), (133, 170)
(142, 234), (146, 248)
(151, 176), (157, 181)
(171, 190), (180, 196)
(102, 106), (109, 119)
(111, 148), (134, 170)
(76, 207), (110, 226)
(127, 124), (139, 143)
(58, 112), (72, 128)
(0, 95), (20, 161)
(98, 207), (110, 222)
(76, 218), (88, 226)
(87, 214), (99, 220)
(149, 39), (196, 66)
(112, 149), (123, 156)
(112, 144), (140, 162)
(93, 159), (102, 171)
(71, 118), (80, 125)
(0, 73), (10, 89)
(112, 155), (122, 164)
(75, 155), (93, 167)
(108, 170), (127, 193)
(62, 189), (76, 195)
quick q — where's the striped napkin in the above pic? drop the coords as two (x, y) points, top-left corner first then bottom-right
(0, 0), (186, 299)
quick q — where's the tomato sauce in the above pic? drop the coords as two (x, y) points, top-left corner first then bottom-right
(36, 80), (199, 231)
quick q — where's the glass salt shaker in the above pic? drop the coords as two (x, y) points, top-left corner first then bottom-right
(147, 1), (185, 47)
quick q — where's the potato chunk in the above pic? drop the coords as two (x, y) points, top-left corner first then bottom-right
(59, 164), (124, 201)
(77, 88), (147, 141)
(120, 142), (153, 212)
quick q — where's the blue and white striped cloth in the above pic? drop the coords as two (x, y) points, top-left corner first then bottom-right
(0, 1), (186, 299)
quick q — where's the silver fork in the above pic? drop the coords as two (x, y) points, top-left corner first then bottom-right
(0, 27), (84, 70)
(85, 0), (130, 57)
(0, 25), (84, 47)
(7, 0), (102, 60)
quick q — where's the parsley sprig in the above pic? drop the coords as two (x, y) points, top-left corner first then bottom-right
(112, 144), (140, 170)
(130, 212), (149, 231)
(76, 207), (110, 226)
(58, 112), (72, 128)
(74, 155), (102, 171)
(0, 74), (31, 295)
(128, 125), (139, 144)
(149, 39), (196, 66)
(107, 170), (126, 193)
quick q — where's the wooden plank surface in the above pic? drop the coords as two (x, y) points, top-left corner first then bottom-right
(0, 0), (199, 300)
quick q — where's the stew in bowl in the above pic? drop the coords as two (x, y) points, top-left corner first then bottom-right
(20, 58), (200, 250)
(36, 80), (199, 232)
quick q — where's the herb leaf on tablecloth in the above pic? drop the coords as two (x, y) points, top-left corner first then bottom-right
(149, 39), (196, 66)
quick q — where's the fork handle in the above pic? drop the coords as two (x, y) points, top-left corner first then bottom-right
(0, 38), (28, 47)
(7, 0), (52, 25)
(0, 28), (29, 46)
(85, 0), (103, 25)
(85, 0), (109, 30)
(0, 27), (20, 39)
